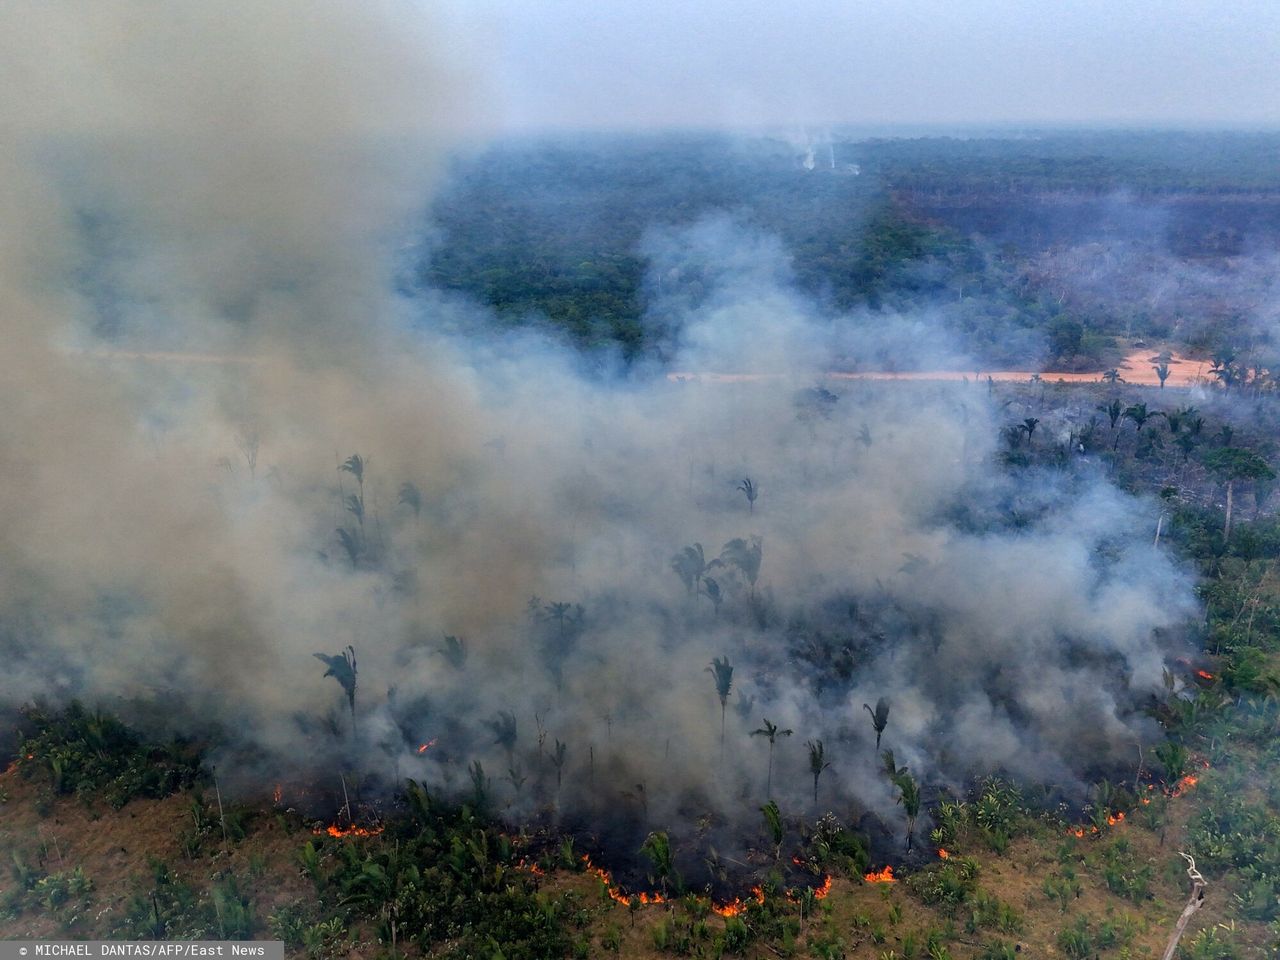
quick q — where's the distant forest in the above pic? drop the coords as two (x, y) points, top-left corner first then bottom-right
(418, 130), (1280, 368)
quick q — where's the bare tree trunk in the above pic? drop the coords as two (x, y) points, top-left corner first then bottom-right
(1223, 480), (1235, 544)
(213, 768), (229, 847)
(1160, 882), (1205, 960)
(1161, 855), (1207, 960)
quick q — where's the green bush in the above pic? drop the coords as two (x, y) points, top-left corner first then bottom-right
(17, 703), (200, 809)
(906, 857), (980, 907)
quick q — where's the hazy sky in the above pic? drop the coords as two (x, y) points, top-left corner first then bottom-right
(448, 0), (1280, 131)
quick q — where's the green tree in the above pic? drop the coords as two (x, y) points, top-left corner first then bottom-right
(640, 831), (679, 899)
(750, 718), (793, 798)
(1097, 399), (1123, 449)
(1019, 417), (1040, 444)
(485, 711), (518, 768)
(314, 646), (358, 737)
(671, 543), (707, 595)
(716, 536), (763, 598)
(882, 753), (921, 851)
(706, 657), (734, 763)
(1203, 448), (1275, 544)
(1123, 401), (1160, 433)
(864, 698), (890, 751)
(760, 800), (784, 861)
(807, 740), (832, 805)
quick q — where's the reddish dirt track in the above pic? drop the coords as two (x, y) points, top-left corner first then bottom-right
(668, 350), (1210, 387)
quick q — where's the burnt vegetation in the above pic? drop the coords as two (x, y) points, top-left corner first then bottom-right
(6, 130), (1280, 959)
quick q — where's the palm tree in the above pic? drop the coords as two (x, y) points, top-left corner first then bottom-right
(1019, 417), (1040, 444)
(468, 760), (490, 811)
(640, 831), (678, 899)
(716, 536), (763, 598)
(892, 770), (921, 851)
(1101, 368), (1125, 385)
(1098, 399), (1123, 449)
(335, 527), (360, 568)
(1165, 405), (1198, 435)
(760, 799), (784, 861)
(543, 601), (574, 635)
(701, 576), (722, 616)
(344, 493), (365, 529)
(1123, 402), (1161, 433)
(807, 740), (831, 805)
(486, 711), (518, 768)
(671, 544), (708, 595)
(1210, 351), (1240, 390)
(706, 657), (734, 763)
(863, 698), (890, 751)
(750, 718), (792, 798)
(1154, 362), (1170, 388)
(340, 454), (367, 517)
(315, 646), (358, 736)
(1175, 431), (1199, 467)
(504, 764), (527, 799)
(398, 482), (422, 519)
(738, 477), (759, 513)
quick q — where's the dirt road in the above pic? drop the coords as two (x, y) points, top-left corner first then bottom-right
(668, 350), (1209, 387)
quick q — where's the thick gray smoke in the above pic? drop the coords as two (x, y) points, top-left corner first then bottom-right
(1, 2), (1197, 864)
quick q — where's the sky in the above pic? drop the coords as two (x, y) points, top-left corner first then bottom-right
(446, 0), (1280, 132)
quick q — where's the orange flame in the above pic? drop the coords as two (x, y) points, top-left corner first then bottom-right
(712, 887), (764, 918)
(1106, 810), (1126, 826)
(316, 823), (384, 838)
(579, 853), (813, 917)
(581, 854), (667, 907)
(1169, 774), (1198, 797)
(1196, 670), (1215, 680)
(272, 784), (282, 804)
(417, 738), (438, 754)
(864, 865), (896, 883)
(937, 848), (950, 859)
(813, 875), (833, 899)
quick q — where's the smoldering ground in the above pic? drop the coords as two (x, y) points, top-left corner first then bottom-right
(0, 2), (1199, 881)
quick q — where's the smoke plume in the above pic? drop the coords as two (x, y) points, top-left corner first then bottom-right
(1, 2), (1197, 873)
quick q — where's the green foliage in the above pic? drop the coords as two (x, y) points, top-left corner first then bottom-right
(1181, 923), (1244, 960)
(3, 860), (94, 927)
(808, 814), (871, 876)
(964, 891), (1023, 935)
(117, 861), (225, 939)
(1041, 871), (1082, 912)
(1099, 838), (1153, 903)
(301, 791), (574, 959)
(17, 702), (200, 809)
(760, 800), (783, 858)
(1056, 917), (1093, 960)
(905, 857), (980, 907)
